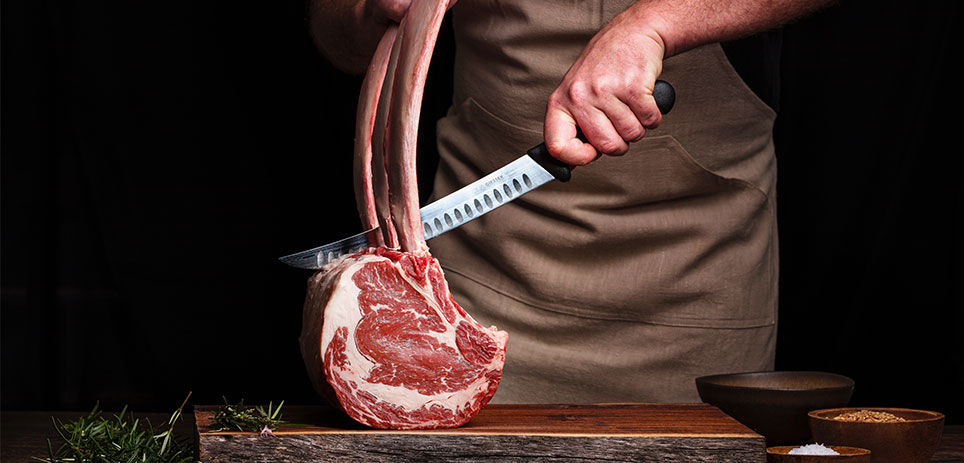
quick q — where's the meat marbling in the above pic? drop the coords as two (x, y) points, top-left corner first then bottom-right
(300, 0), (507, 430)
(301, 248), (506, 429)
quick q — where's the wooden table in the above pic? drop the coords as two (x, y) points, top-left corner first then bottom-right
(2, 408), (962, 462)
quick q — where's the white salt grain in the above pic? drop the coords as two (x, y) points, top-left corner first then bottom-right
(788, 443), (840, 455)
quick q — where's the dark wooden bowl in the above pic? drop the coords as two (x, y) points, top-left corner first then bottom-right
(695, 371), (854, 445)
(767, 445), (871, 463)
(808, 407), (944, 463)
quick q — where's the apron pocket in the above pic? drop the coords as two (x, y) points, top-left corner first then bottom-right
(432, 97), (777, 329)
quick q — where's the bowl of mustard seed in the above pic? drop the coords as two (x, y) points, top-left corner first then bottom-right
(808, 407), (944, 463)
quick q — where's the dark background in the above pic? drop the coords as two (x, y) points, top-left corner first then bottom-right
(2, 0), (961, 424)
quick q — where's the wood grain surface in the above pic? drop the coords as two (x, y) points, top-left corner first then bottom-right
(2, 410), (961, 462)
(196, 403), (767, 462)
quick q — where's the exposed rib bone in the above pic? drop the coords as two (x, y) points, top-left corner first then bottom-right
(353, 26), (399, 246)
(385, 0), (449, 253)
(371, 24), (404, 248)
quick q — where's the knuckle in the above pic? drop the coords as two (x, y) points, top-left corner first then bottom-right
(547, 90), (565, 108)
(545, 140), (567, 157)
(596, 139), (621, 155)
(624, 83), (643, 101)
(624, 124), (644, 142)
(641, 111), (662, 128)
(567, 80), (591, 105)
(380, 0), (410, 20)
(390, 0), (409, 15)
(606, 144), (629, 157)
(590, 77), (612, 97)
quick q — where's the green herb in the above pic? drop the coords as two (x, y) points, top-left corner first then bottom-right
(208, 397), (285, 435)
(34, 392), (195, 463)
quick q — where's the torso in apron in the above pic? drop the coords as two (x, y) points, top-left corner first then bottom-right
(430, 0), (779, 403)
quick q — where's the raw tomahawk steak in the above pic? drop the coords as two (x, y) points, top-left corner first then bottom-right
(299, 0), (507, 430)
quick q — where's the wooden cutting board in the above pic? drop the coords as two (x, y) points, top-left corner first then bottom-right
(196, 403), (765, 462)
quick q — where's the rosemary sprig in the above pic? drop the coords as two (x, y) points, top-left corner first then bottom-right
(208, 397), (285, 435)
(34, 392), (195, 463)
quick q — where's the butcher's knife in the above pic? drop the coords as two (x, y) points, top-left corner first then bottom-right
(280, 80), (676, 269)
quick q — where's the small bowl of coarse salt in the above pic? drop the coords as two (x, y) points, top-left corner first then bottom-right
(766, 444), (870, 462)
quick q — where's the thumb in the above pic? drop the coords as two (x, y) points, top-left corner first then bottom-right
(544, 107), (596, 166)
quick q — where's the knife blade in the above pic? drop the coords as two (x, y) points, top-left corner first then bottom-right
(277, 149), (565, 269)
(280, 80), (676, 269)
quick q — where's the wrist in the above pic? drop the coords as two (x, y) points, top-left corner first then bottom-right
(622, 2), (675, 57)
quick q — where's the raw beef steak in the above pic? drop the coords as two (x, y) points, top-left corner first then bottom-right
(300, 248), (507, 429)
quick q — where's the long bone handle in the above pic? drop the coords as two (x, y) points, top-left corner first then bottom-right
(353, 26), (400, 246)
(385, 0), (449, 253)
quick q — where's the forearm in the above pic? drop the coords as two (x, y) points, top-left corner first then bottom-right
(628, 0), (835, 57)
(307, 0), (387, 74)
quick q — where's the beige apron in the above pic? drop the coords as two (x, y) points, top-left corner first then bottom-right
(429, 0), (779, 403)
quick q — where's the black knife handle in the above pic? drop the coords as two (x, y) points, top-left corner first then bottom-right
(526, 79), (676, 183)
(653, 79), (676, 115)
(526, 143), (573, 182)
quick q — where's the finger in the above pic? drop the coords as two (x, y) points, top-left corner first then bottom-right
(597, 94), (647, 143)
(623, 87), (663, 130)
(572, 105), (630, 157)
(374, 0), (411, 22)
(545, 107), (597, 166)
